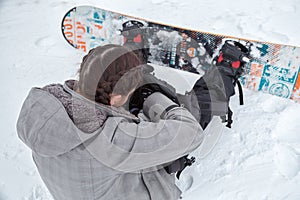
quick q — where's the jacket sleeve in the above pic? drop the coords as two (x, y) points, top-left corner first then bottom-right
(83, 93), (204, 173)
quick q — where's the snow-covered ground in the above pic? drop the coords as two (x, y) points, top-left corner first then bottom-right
(1, 0), (300, 199)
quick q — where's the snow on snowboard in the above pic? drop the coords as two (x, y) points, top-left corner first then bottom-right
(61, 5), (300, 103)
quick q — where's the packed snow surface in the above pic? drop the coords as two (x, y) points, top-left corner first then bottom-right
(0, 0), (299, 199)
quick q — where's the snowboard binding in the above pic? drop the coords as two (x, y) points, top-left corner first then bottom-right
(214, 40), (251, 79)
(121, 20), (150, 63)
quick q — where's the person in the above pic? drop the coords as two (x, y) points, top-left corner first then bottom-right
(128, 40), (250, 177)
(17, 44), (204, 200)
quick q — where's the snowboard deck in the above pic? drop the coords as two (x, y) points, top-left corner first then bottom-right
(61, 5), (300, 103)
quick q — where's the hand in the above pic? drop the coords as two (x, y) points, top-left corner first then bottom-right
(129, 83), (179, 116)
(129, 65), (179, 116)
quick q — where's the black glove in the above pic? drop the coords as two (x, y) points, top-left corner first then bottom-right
(129, 65), (179, 116)
(129, 83), (179, 114)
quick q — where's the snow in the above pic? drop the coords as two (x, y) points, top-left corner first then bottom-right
(1, 0), (300, 199)
(150, 63), (201, 94)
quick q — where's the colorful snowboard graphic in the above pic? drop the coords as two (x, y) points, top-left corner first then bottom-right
(61, 5), (300, 102)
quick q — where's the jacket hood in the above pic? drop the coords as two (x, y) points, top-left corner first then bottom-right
(17, 88), (98, 157)
(16, 81), (137, 157)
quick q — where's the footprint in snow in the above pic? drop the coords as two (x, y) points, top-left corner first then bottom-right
(177, 174), (194, 192)
(35, 36), (56, 48)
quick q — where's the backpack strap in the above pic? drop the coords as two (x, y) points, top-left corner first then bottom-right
(235, 79), (244, 105)
(222, 79), (244, 128)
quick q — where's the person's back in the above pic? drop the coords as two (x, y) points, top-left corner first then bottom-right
(17, 45), (204, 199)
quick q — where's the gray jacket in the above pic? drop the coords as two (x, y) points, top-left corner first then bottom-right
(17, 80), (203, 200)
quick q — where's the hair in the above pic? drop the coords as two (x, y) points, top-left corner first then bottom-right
(76, 44), (143, 105)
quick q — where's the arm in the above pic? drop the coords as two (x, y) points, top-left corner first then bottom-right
(85, 93), (203, 173)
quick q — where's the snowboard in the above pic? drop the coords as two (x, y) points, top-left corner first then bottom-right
(61, 5), (300, 102)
